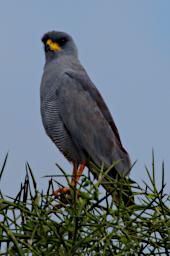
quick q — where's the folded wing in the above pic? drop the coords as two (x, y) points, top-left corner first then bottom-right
(58, 71), (131, 175)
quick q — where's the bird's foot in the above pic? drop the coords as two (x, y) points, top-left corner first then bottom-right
(53, 187), (70, 196)
(53, 186), (80, 209)
(53, 161), (86, 208)
(53, 187), (71, 209)
(53, 186), (81, 197)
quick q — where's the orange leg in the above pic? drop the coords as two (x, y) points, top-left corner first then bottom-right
(71, 160), (86, 186)
(53, 161), (86, 196)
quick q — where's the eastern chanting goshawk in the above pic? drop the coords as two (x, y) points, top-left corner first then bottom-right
(40, 31), (133, 206)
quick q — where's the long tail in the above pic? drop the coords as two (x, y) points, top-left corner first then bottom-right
(88, 161), (135, 209)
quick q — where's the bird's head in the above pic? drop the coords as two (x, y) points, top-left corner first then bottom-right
(42, 31), (78, 60)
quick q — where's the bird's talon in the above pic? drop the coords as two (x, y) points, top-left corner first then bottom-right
(53, 187), (70, 197)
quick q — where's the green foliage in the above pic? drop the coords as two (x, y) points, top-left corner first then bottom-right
(0, 155), (170, 255)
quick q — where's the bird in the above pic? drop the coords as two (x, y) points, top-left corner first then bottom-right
(40, 31), (133, 207)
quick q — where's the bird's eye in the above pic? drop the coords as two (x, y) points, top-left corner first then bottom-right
(58, 37), (68, 46)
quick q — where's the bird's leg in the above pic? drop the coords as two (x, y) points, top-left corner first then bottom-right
(53, 161), (86, 196)
(71, 160), (86, 186)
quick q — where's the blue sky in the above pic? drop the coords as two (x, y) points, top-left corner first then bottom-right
(0, 1), (170, 196)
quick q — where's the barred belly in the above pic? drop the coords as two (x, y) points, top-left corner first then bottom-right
(41, 99), (82, 164)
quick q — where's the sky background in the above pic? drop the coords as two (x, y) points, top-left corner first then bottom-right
(0, 1), (170, 197)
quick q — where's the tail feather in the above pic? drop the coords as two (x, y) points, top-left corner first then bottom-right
(88, 161), (135, 210)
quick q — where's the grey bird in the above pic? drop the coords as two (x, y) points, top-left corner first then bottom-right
(40, 31), (133, 206)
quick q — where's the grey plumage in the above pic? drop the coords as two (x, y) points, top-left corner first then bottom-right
(40, 31), (131, 185)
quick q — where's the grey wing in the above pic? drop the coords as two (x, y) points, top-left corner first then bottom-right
(58, 72), (130, 175)
(66, 71), (128, 155)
